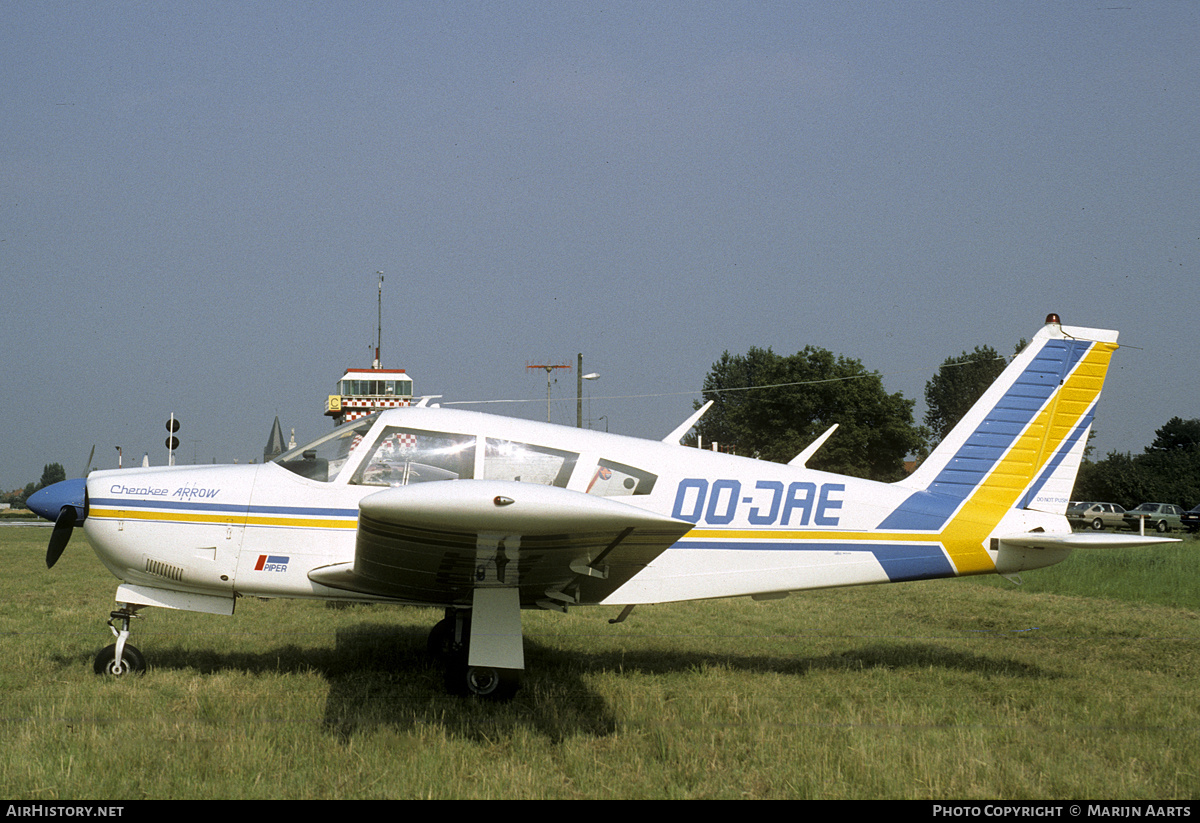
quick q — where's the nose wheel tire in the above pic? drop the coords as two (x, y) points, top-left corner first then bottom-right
(94, 643), (146, 677)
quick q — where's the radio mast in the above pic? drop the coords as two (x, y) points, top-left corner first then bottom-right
(373, 271), (383, 369)
(325, 272), (414, 426)
(526, 361), (571, 423)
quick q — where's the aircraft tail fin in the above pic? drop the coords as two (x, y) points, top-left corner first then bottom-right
(883, 315), (1118, 531)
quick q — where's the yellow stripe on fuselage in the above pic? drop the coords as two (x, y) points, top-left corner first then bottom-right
(89, 507), (356, 530)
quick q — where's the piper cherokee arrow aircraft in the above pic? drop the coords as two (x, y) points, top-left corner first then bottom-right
(28, 314), (1177, 698)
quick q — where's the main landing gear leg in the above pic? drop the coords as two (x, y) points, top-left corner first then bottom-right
(428, 607), (468, 662)
(461, 588), (523, 700)
(94, 606), (146, 677)
(426, 591), (524, 700)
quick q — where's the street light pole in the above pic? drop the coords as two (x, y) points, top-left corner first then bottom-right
(577, 353), (599, 427)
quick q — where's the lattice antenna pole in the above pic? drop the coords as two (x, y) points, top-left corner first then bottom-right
(373, 272), (384, 369)
(526, 361), (572, 423)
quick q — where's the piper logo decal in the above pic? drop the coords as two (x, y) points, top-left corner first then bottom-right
(254, 555), (289, 572)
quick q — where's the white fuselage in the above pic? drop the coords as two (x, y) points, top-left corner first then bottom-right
(81, 406), (1069, 615)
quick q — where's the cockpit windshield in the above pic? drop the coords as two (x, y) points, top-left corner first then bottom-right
(273, 413), (651, 497)
(273, 416), (377, 482)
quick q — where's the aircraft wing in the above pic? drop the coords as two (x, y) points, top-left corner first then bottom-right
(308, 480), (693, 608)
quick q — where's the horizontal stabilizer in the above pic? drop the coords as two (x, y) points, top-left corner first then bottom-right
(997, 532), (1180, 550)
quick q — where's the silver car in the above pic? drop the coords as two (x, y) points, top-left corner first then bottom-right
(1123, 503), (1184, 533)
(1067, 501), (1127, 531)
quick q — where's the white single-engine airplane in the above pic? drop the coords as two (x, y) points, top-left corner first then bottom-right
(29, 315), (1176, 698)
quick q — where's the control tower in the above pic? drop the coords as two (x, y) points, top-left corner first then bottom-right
(325, 272), (416, 425)
(326, 368), (414, 425)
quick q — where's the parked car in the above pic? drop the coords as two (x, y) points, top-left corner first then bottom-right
(1122, 503), (1184, 533)
(1067, 501), (1127, 531)
(1181, 505), (1200, 534)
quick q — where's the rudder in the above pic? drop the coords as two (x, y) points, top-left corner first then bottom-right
(883, 315), (1118, 531)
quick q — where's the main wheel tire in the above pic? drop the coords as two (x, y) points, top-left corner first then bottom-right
(427, 618), (456, 661)
(428, 613), (470, 662)
(1156, 520), (1169, 533)
(465, 666), (520, 700)
(94, 644), (146, 677)
(1091, 518), (1104, 531)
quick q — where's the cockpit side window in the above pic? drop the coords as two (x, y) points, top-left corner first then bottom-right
(484, 439), (577, 487)
(273, 419), (375, 482)
(585, 459), (657, 497)
(350, 427), (476, 487)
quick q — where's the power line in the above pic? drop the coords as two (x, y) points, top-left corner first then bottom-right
(443, 356), (1010, 409)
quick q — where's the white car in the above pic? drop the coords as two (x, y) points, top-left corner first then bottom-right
(1067, 501), (1127, 531)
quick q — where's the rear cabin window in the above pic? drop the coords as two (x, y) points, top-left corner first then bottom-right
(585, 459), (657, 497)
(483, 439), (577, 487)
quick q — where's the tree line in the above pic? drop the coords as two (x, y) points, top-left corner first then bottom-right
(691, 343), (1195, 509)
(690, 344), (1011, 481)
(1073, 418), (1200, 509)
(2, 463), (66, 510)
(9, 355), (1192, 512)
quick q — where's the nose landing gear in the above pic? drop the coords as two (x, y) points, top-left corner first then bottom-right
(94, 607), (146, 677)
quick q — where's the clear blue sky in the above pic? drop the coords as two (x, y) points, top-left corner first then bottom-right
(3, 2), (1196, 489)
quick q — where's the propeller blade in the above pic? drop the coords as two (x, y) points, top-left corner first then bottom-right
(28, 478), (88, 570)
(47, 506), (75, 569)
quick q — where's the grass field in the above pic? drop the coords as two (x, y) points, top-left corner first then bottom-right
(1, 526), (1197, 799)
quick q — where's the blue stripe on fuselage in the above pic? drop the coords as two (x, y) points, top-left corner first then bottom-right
(89, 497), (358, 518)
(670, 540), (955, 583)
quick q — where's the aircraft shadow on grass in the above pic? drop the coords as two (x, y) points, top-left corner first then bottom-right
(50, 619), (1054, 743)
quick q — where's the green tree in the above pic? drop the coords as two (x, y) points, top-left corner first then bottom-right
(18, 481), (37, 510)
(1073, 417), (1200, 509)
(923, 345), (1007, 446)
(1146, 417), (1200, 454)
(693, 346), (927, 481)
(39, 463), (66, 489)
(1074, 451), (1155, 508)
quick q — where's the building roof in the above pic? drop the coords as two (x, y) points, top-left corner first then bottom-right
(264, 416), (288, 462)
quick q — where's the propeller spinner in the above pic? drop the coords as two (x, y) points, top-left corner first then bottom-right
(27, 478), (87, 568)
